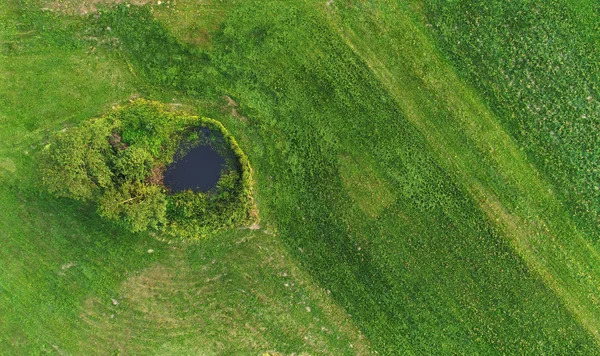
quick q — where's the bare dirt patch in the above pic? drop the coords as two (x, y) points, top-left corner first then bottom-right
(146, 164), (165, 186)
(248, 223), (260, 230)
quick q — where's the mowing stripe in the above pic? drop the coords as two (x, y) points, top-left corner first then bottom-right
(317, 1), (600, 345)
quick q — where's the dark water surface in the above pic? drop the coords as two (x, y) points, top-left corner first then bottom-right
(164, 145), (225, 192)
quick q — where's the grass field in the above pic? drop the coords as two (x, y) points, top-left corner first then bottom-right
(2, 0), (599, 354)
(422, 0), (600, 242)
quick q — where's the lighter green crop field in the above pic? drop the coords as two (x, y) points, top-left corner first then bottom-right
(1, 0), (599, 354)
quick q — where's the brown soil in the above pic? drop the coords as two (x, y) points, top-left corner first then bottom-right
(146, 164), (166, 187)
(109, 133), (129, 150)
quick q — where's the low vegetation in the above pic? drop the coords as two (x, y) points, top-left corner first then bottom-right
(1, 0), (599, 354)
(423, 0), (600, 241)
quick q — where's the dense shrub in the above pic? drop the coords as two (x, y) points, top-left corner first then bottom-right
(113, 146), (154, 182)
(40, 99), (254, 241)
(40, 117), (117, 200)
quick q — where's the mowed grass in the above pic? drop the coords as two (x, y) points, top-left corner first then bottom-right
(152, 1), (596, 351)
(422, 0), (600, 242)
(201, 2), (598, 352)
(0, 3), (370, 354)
(313, 0), (600, 345)
(2, 0), (600, 354)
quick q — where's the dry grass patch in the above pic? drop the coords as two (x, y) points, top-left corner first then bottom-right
(0, 157), (16, 176)
(77, 233), (371, 354)
(339, 153), (395, 218)
(41, 0), (155, 15)
(153, 0), (239, 48)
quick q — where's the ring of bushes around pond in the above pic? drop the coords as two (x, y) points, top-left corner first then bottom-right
(40, 99), (254, 241)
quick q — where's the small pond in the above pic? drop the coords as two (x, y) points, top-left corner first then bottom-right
(164, 145), (225, 193)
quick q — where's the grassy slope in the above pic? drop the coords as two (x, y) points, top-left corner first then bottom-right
(0, 3), (370, 354)
(2, 0), (600, 354)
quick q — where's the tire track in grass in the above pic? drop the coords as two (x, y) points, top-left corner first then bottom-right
(317, 0), (600, 345)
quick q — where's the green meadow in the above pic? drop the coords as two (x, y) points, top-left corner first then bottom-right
(1, 0), (599, 354)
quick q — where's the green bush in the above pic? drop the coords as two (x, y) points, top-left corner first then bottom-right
(98, 181), (167, 233)
(40, 117), (118, 201)
(113, 146), (154, 182)
(40, 99), (254, 240)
